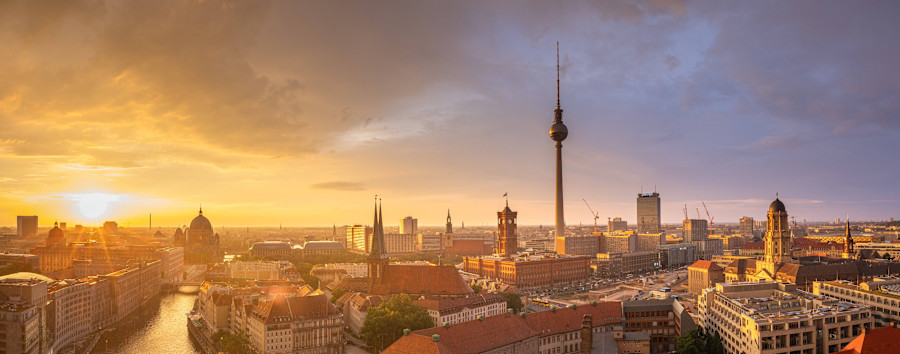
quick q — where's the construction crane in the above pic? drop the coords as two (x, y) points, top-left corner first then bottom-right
(583, 199), (600, 233)
(702, 201), (714, 236)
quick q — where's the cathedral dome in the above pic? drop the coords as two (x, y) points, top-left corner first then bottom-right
(769, 198), (786, 213)
(188, 208), (213, 243)
(48, 223), (64, 239)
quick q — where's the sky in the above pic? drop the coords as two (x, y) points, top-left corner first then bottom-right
(1, 0), (899, 228)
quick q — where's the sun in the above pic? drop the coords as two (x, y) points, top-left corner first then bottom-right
(71, 193), (121, 220)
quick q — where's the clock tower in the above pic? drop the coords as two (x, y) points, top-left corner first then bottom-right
(497, 201), (518, 257)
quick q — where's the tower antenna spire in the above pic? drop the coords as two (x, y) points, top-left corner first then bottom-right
(556, 41), (560, 109)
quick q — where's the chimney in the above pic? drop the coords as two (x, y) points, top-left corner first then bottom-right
(581, 314), (593, 354)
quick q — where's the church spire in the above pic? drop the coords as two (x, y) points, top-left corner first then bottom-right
(446, 209), (453, 234)
(843, 218), (855, 258)
(368, 197), (386, 260)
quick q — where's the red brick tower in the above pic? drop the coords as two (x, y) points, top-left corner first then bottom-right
(497, 201), (518, 257)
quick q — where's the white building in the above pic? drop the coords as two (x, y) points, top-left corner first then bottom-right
(413, 293), (507, 326)
(812, 277), (900, 327)
(699, 281), (873, 354)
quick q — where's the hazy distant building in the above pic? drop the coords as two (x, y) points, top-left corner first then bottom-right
(608, 217), (627, 232)
(102, 221), (118, 236)
(400, 216), (417, 235)
(683, 219), (708, 242)
(658, 243), (699, 268)
(384, 233), (416, 255)
(16, 215), (38, 238)
(739, 216), (755, 238)
(637, 192), (661, 234)
(346, 224), (372, 253)
(183, 208), (221, 264)
(593, 251), (656, 277)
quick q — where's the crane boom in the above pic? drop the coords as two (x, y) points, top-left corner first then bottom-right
(702, 201), (714, 236)
(582, 199), (600, 233)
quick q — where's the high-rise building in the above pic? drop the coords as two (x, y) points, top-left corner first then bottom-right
(549, 43), (568, 239)
(739, 216), (755, 238)
(399, 216), (417, 235)
(497, 202), (518, 256)
(608, 217), (627, 232)
(346, 225), (372, 253)
(682, 219), (708, 242)
(637, 192), (661, 234)
(16, 215), (38, 238)
(103, 221), (118, 235)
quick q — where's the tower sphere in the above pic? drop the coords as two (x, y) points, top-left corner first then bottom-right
(550, 122), (568, 142)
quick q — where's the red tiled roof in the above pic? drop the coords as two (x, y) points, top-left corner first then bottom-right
(444, 240), (491, 254)
(831, 326), (900, 354)
(413, 293), (504, 313)
(741, 242), (764, 250)
(254, 294), (337, 325)
(370, 265), (473, 297)
(384, 302), (623, 354)
(689, 260), (722, 271)
(382, 333), (452, 354)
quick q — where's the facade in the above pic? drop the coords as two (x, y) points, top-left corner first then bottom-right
(47, 279), (93, 353)
(345, 225), (372, 253)
(383, 302), (623, 354)
(17, 215), (39, 239)
(246, 294), (343, 354)
(636, 233), (665, 252)
(682, 219), (708, 242)
(592, 252), (656, 277)
(657, 243), (699, 268)
(554, 235), (601, 256)
(608, 217), (628, 232)
(698, 281), (873, 354)
(249, 241), (293, 258)
(854, 242), (900, 259)
(636, 192), (661, 234)
(337, 292), (382, 336)
(400, 216), (418, 235)
(740, 216), (755, 238)
(687, 260), (724, 296)
(416, 233), (443, 252)
(464, 253), (591, 290)
(693, 238), (725, 260)
(301, 241), (345, 256)
(0, 253), (40, 269)
(0, 275), (47, 354)
(384, 233), (417, 255)
(413, 293), (507, 326)
(622, 299), (685, 354)
(604, 231), (636, 254)
(33, 243), (183, 285)
(812, 278), (900, 328)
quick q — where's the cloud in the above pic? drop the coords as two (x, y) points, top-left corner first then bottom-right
(310, 181), (366, 191)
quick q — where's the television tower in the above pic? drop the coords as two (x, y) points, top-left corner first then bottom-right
(549, 42), (568, 238)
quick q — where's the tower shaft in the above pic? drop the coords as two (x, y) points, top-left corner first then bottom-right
(555, 142), (565, 238)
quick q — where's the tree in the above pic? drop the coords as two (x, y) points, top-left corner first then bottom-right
(499, 292), (523, 313)
(676, 330), (706, 354)
(471, 284), (483, 293)
(213, 329), (251, 353)
(884, 252), (893, 260)
(676, 329), (723, 354)
(361, 294), (434, 351)
(301, 273), (320, 289)
(331, 288), (348, 303)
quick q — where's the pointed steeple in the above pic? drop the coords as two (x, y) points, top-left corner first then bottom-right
(368, 198), (386, 260)
(843, 218), (855, 258)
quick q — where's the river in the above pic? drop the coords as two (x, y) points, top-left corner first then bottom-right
(92, 288), (202, 354)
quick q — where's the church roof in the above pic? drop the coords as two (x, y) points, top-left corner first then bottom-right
(369, 264), (473, 297)
(769, 197), (786, 213)
(833, 326), (900, 354)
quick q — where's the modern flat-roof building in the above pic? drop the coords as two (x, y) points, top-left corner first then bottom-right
(699, 281), (873, 354)
(555, 235), (601, 256)
(608, 217), (628, 232)
(683, 219), (708, 242)
(345, 224), (372, 253)
(16, 216), (38, 239)
(812, 278), (900, 328)
(604, 231), (636, 254)
(637, 192), (661, 234)
(657, 243), (699, 268)
(592, 251), (656, 277)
